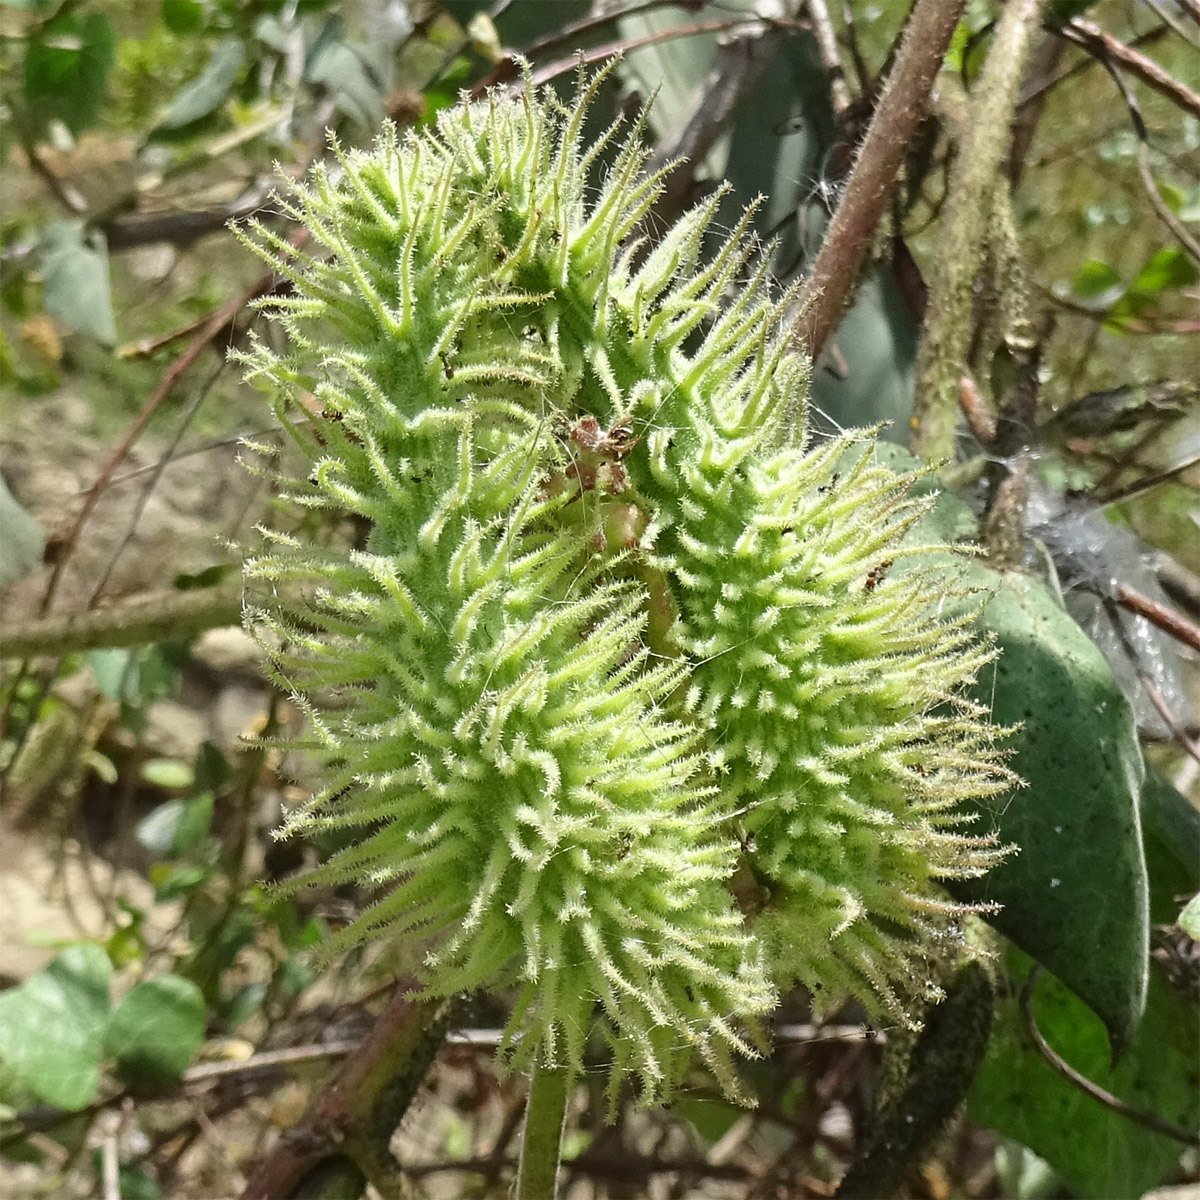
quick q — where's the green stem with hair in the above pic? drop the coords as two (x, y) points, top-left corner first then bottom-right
(516, 1056), (572, 1200)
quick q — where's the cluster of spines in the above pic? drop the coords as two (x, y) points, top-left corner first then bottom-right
(238, 62), (1007, 1103)
(581, 233), (1011, 1016)
(236, 73), (776, 1104)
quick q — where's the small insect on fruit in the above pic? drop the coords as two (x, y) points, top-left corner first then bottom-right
(864, 559), (894, 591)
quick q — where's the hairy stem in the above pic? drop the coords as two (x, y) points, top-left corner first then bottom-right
(792, 0), (967, 366)
(910, 0), (1050, 463)
(516, 1056), (571, 1200)
(833, 960), (995, 1198)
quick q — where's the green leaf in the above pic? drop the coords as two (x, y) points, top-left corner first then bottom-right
(674, 1095), (746, 1146)
(117, 1165), (162, 1200)
(970, 951), (1198, 1200)
(40, 222), (117, 345)
(135, 792), (212, 857)
(1179, 894), (1200, 939)
(104, 974), (205, 1085)
(306, 39), (384, 130)
(151, 862), (212, 901)
(161, 0), (204, 35)
(86, 647), (136, 701)
(949, 569), (1149, 1053)
(223, 982), (266, 1028)
(22, 12), (116, 135)
(105, 923), (145, 970)
(1127, 246), (1200, 297)
(1070, 257), (1122, 300)
(158, 37), (245, 129)
(0, 474), (44, 590)
(1140, 767), (1200, 927)
(0, 944), (111, 1109)
(139, 757), (194, 791)
(193, 741), (232, 794)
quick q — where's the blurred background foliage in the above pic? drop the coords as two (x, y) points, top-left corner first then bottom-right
(0, 1), (1197, 1198)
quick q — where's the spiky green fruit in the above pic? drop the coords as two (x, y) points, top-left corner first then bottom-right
(237, 65), (1007, 1103)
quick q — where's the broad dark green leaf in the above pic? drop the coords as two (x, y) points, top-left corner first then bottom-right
(22, 11), (115, 135)
(811, 267), (920, 440)
(40, 221), (117, 344)
(949, 568), (1150, 1053)
(158, 37), (245, 129)
(970, 950), (1198, 1200)
(0, 944), (112, 1109)
(104, 974), (205, 1085)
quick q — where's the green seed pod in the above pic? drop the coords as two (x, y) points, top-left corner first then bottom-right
(237, 63), (1008, 1104)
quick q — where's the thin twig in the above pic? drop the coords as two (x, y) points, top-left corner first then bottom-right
(1019, 966), (1200, 1148)
(807, 0), (851, 113)
(1101, 595), (1200, 765)
(1056, 16), (1200, 118)
(473, 17), (799, 95)
(1136, 142), (1200, 265)
(1008, 34), (1065, 183)
(1017, 24), (1169, 108)
(101, 1131), (120, 1200)
(520, 0), (717, 62)
(1140, 675), (1200, 765)
(1114, 582), (1200, 654)
(101, 184), (275, 251)
(88, 359), (228, 606)
(1144, 0), (1200, 50)
(34, 267), (286, 620)
(404, 1152), (754, 1183)
(1090, 43), (1200, 266)
(182, 1039), (363, 1084)
(792, 0), (968, 364)
(839, 0), (871, 95)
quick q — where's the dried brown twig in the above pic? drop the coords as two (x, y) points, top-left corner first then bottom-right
(240, 983), (451, 1200)
(1056, 16), (1200, 118)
